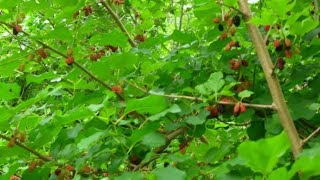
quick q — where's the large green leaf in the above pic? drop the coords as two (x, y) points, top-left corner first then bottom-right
(289, 144), (320, 179)
(237, 131), (290, 175)
(0, 82), (20, 101)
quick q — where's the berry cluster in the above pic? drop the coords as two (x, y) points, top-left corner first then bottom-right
(213, 12), (241, 40)
(111, 85), (123, 95)
(264, 25), (300, 70)
(89, 45), (118, 61)
(229, 59), (248, 70)
(206, 97), (247, 118)
(233, 102), (246, 117)
(73, 6), (93, 19)
(12, 25), (22, 35)
(134, 34), (146, 43)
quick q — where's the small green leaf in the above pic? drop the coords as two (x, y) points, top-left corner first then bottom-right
(148, 104), (181, 121)
(238, 90), (254, 99)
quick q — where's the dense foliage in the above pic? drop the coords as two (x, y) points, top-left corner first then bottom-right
(0, 0), (319, 179)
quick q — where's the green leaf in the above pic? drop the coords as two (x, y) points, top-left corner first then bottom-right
(268, 167), (290, 180)
(77, 131), (106, 151)
(195, 72), (225, 96)
(90, 30), (128, 47)
(207, 72), (225, 93)
(0, 107), (14, 130)
(289, 144), (320, 179)
(54, 106), (94, 125)
(26, 72), (56, 84)
(203, 143), (231, 163)
(129, 122), (161, 145)
(125, 95), (168, 115)
(237, 131), (290, 174)
(153, 166), (187, 180)
(170, 30), (196, 44)
(0, 82), (20, 101)
(148, 104), (181, 121)
(142, 132), (166, 148)
(185, 109), (208, 125)
(43, 25), (73, 42)
(238, 90), (254, 99)
(114, 172), (144, 180)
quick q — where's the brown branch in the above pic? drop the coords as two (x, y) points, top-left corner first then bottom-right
(126, 80), (275, 109)
(217, 101), (274, 109)
(0, 20), (125, 101)
(0, 134), (52, 162)
(238, 0), (302, 159)
(100, 0), (136, 48)
(155, 127), (185, 153)
(302, 127), (320, 145)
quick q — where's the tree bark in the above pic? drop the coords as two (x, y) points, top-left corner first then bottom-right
(238, 0), (302, 159)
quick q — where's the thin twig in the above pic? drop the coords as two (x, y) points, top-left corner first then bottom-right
(0, 134), (52, 162)
(313, 0), (319, 21)
(216, 1), (244, 15)
(155, 127), (185, 153)
(99, 0), (136, 47)
(126, 79), (275, 109)
(178, 0), (184, 31)
(302, 127), (320, 145)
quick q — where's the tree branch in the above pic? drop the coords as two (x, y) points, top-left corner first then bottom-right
(126, 80), (275, 109)
(0, 20), (125, 101)
(155, 127), (185, 153)
(0, 134), (52, 162)
(99, 0), (136, 48)
(302, 127), (320, 145)
(238, 0), (302, 159)
(178, 0), (184, 31)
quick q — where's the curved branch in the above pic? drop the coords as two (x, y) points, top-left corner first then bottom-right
(0, 20), (125, 101)
(0, 134), (52, 162)
(100, 0), (137, 48)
